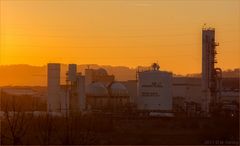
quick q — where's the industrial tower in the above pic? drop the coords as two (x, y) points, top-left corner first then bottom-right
(202, 27), (222, 115)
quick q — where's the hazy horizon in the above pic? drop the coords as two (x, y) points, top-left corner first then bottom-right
(0, 64), (239, 86)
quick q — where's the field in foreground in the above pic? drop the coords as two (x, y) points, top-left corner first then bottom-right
(1, 113), (239, 145)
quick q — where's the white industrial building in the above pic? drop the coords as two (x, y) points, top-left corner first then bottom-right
(172, 77), (202, 114)
(137, 63), (173, 112)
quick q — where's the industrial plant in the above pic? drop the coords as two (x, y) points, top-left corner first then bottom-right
(45, 27), (238, 118)
(1, 27), (239, 145)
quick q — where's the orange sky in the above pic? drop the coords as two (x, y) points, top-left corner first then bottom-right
(0, 0), (239, 75)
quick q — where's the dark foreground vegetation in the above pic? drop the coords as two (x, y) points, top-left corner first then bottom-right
(0, 93), (239, 145)
(1, 111), (239, 145)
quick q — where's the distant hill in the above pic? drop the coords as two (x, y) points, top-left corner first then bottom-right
(0, 64), (137, 86)
(0, 64), (238, 86)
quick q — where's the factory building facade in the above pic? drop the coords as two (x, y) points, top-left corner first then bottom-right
(172, 77), (202, 112)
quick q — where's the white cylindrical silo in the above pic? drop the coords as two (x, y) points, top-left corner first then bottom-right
(47, 63), (61, 112)
(137, 66), (173, 111)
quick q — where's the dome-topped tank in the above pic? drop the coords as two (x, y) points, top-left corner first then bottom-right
(96, 68), (108, 76)
(109, 82), (129, 97)
(86, 82), (109, 97)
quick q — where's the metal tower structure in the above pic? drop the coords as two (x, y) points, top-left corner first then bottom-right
(202, 27), (222, 115)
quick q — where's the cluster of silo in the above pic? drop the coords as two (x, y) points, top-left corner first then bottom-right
(47, 63), (85, 113)
(47, 64), (129, 113)
(84, 68), (130, 110)
(67, 64), (86, 112)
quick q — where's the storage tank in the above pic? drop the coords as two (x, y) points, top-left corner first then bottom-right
(137, 63), (172, 111)
(86, 82), (109, 97)
(96, 68), (108, 76)
(110, 82), (129, 97)
(47, 63), (61, 112)
(86, 82), (109, 110)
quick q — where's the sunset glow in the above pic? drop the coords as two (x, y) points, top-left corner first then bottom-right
(1, 0), (239, 75)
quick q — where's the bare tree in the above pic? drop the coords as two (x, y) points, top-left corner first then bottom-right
(1, 98), (33, 144)
(35, 113), (55, 144)
(56, 113), (97, 145)
(58, 113), (82, 144)
(75, 115), (98, 144)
